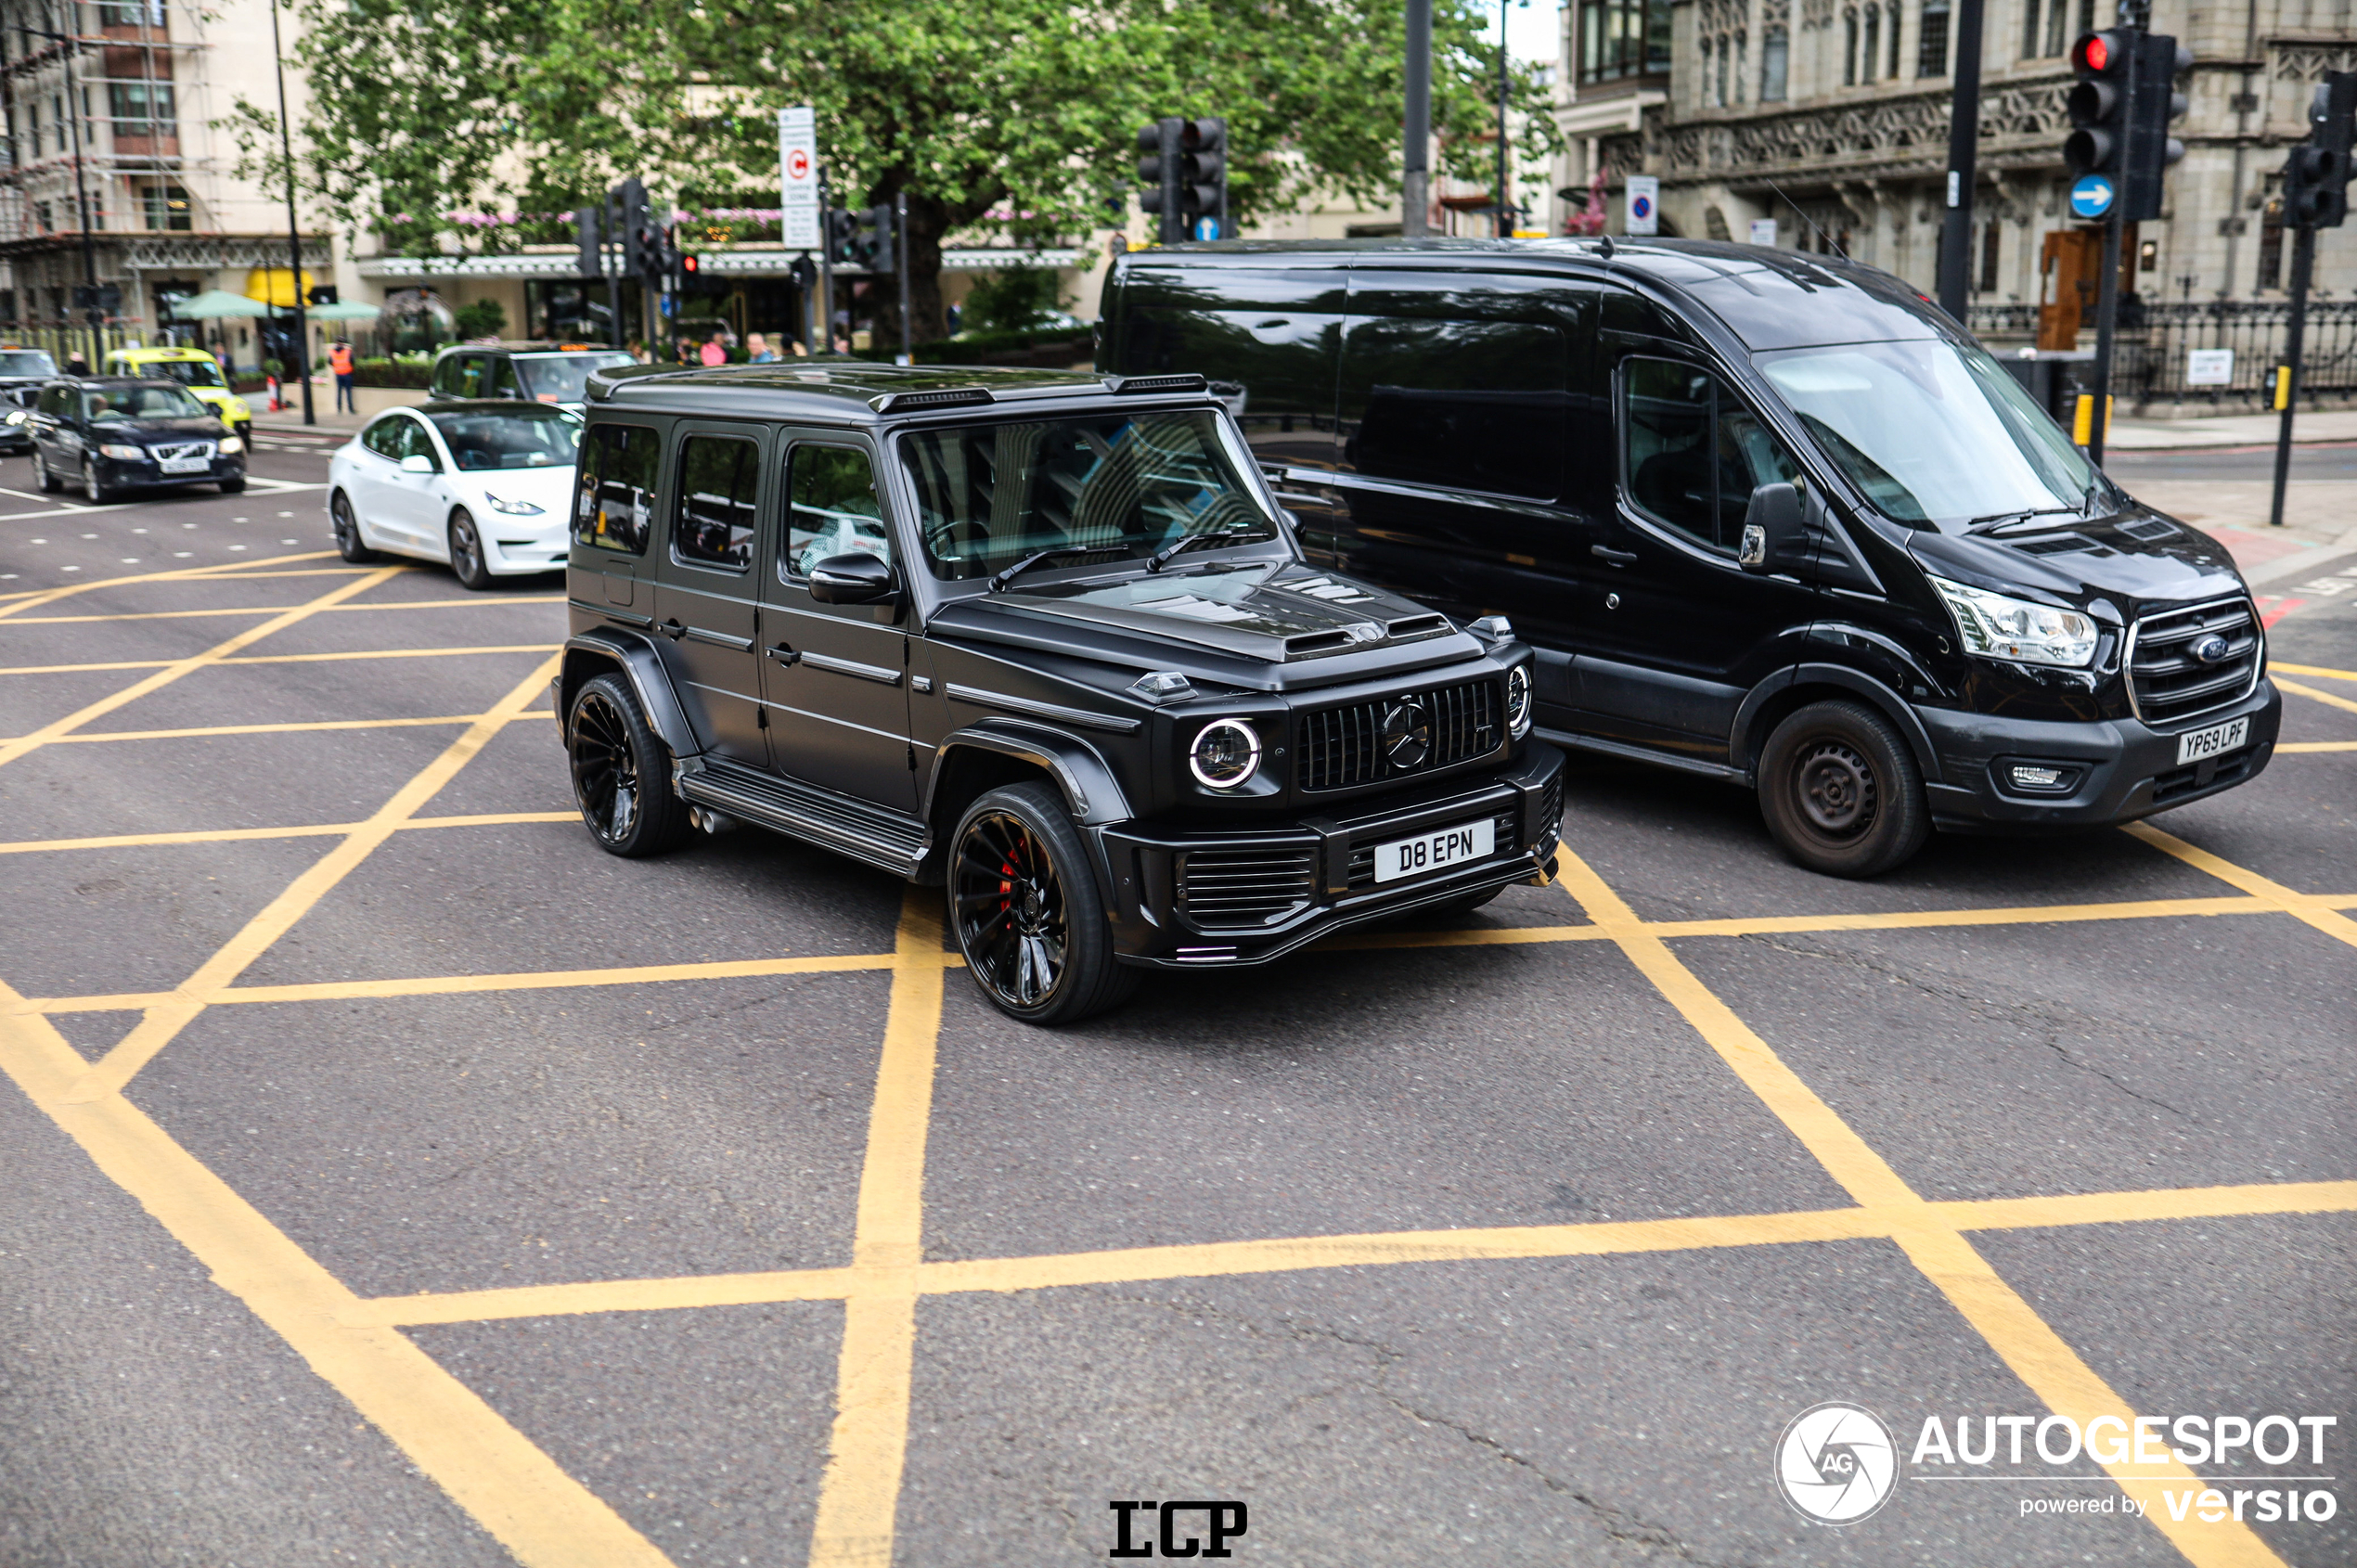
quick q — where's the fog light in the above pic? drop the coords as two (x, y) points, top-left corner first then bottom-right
(1996, 759), (2084, 795)
(2012, 765), (2066, 788)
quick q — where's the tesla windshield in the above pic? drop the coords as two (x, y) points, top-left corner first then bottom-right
(1756, 339), (2117, 531)
(898, 409), (1277, 582)
(514, 352), (635, 404)
(426, 407), (582, 469)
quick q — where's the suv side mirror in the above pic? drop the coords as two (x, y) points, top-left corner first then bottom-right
(808, 551), (898, 605)
(1738, 482), (1806, 575)
(399, 453), (436, 475)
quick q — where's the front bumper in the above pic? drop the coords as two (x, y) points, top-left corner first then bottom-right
(97, 454), (246, 488)
(1918, 676), (2282, 830)
(1096, 742), (1566, 968)
(484, 527), (572, 574)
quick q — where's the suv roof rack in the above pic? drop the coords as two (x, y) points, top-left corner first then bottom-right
(868, 386), (995, 413)
(1101, 373), (1207, 395)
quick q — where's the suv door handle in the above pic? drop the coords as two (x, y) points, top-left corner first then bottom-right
(1591, 545), (1639, 566)
(766, 643), (799, 666)
(658, 618), (687, 639)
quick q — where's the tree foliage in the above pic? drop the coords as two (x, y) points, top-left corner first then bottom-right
(291, 0), (1561, 338)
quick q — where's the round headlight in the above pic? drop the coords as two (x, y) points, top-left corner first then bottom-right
(1506, 664), (1532, 736)
(1189, 718), (1262, 789)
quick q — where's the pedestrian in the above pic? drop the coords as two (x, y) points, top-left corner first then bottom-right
(328, 338), (357, 415)
(627, 338), (650, 365)
(746, 332), (777, 364)
(66, 350), (87, 376)
(699, 331), (728, 367)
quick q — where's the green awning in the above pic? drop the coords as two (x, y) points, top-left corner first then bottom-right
(304, 301), (382, 321)
(166, 289), (274, 319)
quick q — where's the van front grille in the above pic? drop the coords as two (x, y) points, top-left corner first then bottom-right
(1178, 844), (1316, 929)
(1299, 677), (1501, 791)
(2129, 598), (2261, 727)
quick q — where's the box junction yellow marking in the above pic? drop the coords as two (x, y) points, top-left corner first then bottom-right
(0, 549), (341, 620)
(0, 558), (2349, 1567)
(0, 567), (405, 771)
(0, 811), (576, 857)
(0, 712), (556, 746)
(0, 644), (560, 678)
(0, 596), (564, 626)
(2276, 677), (2357, 717)
(2269, 661), (2357, 682)
(2276, 740), (2357, 752)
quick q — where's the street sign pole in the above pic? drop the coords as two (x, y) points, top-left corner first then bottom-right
(1935, 0), (1986, 319)
(895, 192), (913, 366)
(818, 176), (834, 353)
(779, 106), (821, 353)
(2269, 222), (2314, 528)
(2086, 199), (2123, 464)
(1403, 0), (1431, 237)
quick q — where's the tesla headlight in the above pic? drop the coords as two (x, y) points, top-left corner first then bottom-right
(216, 435), (243, 455)
(1188, 718), (1262, 789)
(484, 492), (545, 516)
(97, 443), (145, 460)
(1927, 575), (2097, 668)
(1505, 663), (1532, 736)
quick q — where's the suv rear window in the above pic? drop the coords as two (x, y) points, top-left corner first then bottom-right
(573, 423), (660, 555)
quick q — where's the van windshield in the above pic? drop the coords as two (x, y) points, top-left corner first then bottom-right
(897, 409), (1279, 582)
(1755, 340), (2114, 530)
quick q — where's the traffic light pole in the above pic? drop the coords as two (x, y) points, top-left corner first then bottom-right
(2087, 200), (2123, 466)
(1403, 0), (1430, 237)
(606, 199), (625, 350)
(1934, 0), (1986, 320)
(2268, 222), (2314, 528)
(895, 192), (913, 365)
(267, 0), (315, 426)
(818, 175), (835, 353)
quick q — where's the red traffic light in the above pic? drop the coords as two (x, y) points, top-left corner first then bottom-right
(682, 254), (700, 275)
(2071, 30), (2127, 75)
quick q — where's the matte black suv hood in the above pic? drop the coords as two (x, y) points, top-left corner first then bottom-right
(927, 559), (1487, 691)
(1908, 504), (2248, 614)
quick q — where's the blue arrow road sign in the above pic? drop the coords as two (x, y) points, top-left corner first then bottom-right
(2070, 175), (2116, 221)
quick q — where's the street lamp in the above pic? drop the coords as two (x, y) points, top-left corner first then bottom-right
(1495, 0), (1530, 238)
(12, 19), (104, 371)
(266, 0), (315, 424)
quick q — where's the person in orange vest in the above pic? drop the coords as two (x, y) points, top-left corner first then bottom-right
(329, 339), (356, 414)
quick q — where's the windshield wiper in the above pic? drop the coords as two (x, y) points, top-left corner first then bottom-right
(1145, 522), (1272, 573)
(1964, 507), (2081, 535)
(988, 546), (1097, 593)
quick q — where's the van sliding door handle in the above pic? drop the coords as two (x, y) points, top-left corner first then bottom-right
(1591, 545), (1639, 566)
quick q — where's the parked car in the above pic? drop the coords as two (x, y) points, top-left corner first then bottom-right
(429, 341), (638, 409)
(328, 401), (580, 586)
(556, 363), (1564, 1023)
(15, 377), (246, 499)
(0, 345), (58, 453)
(1097, 239), (2280, 878)
(106, 344), (255, 439)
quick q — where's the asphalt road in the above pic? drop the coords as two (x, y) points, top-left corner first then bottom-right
(2106, 440), (2357, 484)
(1, 438), (2351, 1568)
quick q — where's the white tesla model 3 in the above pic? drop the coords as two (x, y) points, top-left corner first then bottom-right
(328, 402), (580, 587)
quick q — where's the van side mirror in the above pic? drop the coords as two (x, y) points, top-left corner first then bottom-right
(1738, 482), (1806, 575)
(808, 551), (899, 605)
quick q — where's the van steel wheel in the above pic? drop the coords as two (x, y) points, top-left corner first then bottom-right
(331, 491), (376, 562)
(949, 782), (1138, 1025)
(567, 675), (687, 856)
(1758, 699), (1928, 878)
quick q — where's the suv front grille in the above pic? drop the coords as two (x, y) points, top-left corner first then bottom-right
(1178, 844), (1316, 930)
(1299, 677), (1501, 792)
(2129, 598), (2261, 727)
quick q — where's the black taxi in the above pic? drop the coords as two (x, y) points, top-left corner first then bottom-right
(557, 363), (1565, 1023)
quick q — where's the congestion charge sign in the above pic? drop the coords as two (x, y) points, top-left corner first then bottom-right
(2070, 174), (2117, 221)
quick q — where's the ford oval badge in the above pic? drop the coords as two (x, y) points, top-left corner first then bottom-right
(2191, 634), (2232, 664)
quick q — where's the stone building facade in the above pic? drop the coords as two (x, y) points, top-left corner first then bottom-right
(1556, 0), (2357, 401)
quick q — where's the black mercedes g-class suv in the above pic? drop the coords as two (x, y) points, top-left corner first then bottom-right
(558, 363), (1564, 1023)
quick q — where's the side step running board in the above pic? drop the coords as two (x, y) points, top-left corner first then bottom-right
(676, 758), (929, 877)
(1540, 728), (1754, 787)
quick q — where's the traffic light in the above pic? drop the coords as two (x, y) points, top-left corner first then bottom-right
(575, 204), (603, 278)
(2283, 71), (2357, 229)
(845, 204), (895, 273)
(679, 250), (702, 286)
(826, 207), (862, 267)
(2119, 33), (2190, 225)
(2064, 31), (2132, 180)
(615, 176), (652, 278)
(1138, 117), (1230, 243)
(308, 285), (339, 306)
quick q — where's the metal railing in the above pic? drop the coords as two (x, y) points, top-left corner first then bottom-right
(1965, 300), (2357, 411)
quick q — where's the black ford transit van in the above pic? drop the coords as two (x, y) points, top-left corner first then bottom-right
(1098, 239), (2280, 876)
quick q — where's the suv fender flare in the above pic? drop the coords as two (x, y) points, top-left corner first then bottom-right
(559, 627), (701, 757)
(1735, 662), (1943, 785)
(926, 718), (1135, 828)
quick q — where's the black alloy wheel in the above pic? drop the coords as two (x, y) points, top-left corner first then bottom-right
(1758, 699), (1929, 879)
(447, 508), (492, 590)
(567, 674), (686, 857)
(949, 782), (1137, 1025)
(331, 491), (376, 562)
(31, 448), (60, 494)
(83, 456), (116, 505)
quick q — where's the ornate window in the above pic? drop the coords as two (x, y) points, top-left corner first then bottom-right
(1762, 25), (1790, 99)
(1578, 0), (1673, 83)
(1887, 4), (1902, 74)
(1917, 0), (1949, 75)
(1845, 9), (1860, 84)
(1861, 5), (1880, 81)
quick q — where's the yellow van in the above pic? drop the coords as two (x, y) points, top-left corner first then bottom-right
(105, 345), (254, 438)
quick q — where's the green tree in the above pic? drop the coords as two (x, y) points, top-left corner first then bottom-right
(453, 299), (509, 340)
(290, 0), (1559, 341)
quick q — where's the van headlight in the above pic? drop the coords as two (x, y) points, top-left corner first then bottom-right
(1506, 664), (1532, 736)
(1927, 575), (2098, 668)
(1188, 718), (1262, 789)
